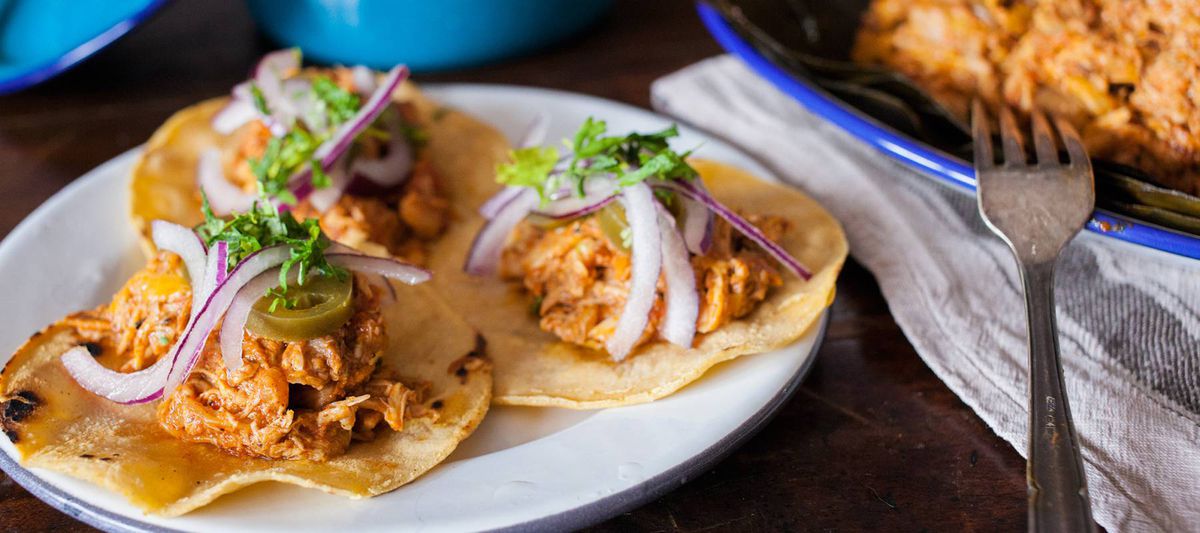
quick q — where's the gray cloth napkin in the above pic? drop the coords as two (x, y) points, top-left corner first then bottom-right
(652, 55), (1200, 532)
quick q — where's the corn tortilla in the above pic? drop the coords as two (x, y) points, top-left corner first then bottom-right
(128, 81), (511, 257)
(0, 282), (490, 516)
(428, 158), (848, 409)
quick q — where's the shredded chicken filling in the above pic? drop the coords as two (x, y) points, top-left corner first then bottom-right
(222, 68), (449, 263)
(499, 213), (786, 353)
(65, 253), (422, 461)
(854, 0), (1200, 194)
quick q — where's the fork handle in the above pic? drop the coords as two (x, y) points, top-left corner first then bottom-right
(1020, 260), (1095, 533)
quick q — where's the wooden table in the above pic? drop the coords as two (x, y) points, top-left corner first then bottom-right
(0, 0), (1028, 530)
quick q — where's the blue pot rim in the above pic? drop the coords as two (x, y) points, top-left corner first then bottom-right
(0, 0), (171, 95)
(696, 1), (1200, 260)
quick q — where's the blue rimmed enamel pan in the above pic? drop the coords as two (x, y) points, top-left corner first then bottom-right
(0, 0), (170, 95)
(697, 1), (1200, 260)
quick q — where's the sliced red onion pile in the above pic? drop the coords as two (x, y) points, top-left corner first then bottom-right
(203, 50), (413, 214)
(288, 65), (409, 205)
(466, 162), (812, 360)
(63, 221), (429, 404)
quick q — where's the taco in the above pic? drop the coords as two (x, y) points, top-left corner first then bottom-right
(130, 49), (509, 263)
(429, 118), (848, 408)
(0, 203), (491, 515)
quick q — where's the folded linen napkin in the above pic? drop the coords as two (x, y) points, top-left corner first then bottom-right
(652, 55), (1200, 532)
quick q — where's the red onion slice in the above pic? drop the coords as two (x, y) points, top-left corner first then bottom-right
(532, 180), (618, 219)
(656, 180), (812, 280)
(217, 269), (281, 376)
(533, 195), (616, 220)
(212, 98), (257, 135)
(160, 245), (293, 396)
(289, 66), (409, 204)
(62, 345), (174, 405)
(679, 194), (713, 255)
(325, 243), (398, 300)
(307, 158), (351, 213)
(65, 238), (300, 400)
(606, 183), (662, 361)
(479, 186), (525, 219)
(219, 253), (428, 375)
(465, 188), (538, 275)
(61, 231), (260, 405)
(349, 110), (413, 188)
(197, 149), (256, 216)
(517, 112), (549, 148)
(655, 203), (699, 348)
(254, 49), (302, 134)
(256, 49), (300, 81)
(200, 240), (229, 298)
(326, 253), (431, 285)
(151, 220), (209, 315)
(351, 65), (377, 96)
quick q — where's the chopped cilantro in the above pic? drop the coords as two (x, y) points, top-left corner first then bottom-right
(310, 161), (332, 189)
(196, 191), (346, 310)
(311, 76), (360, 124)
(496, 146), (561, 201)
(495, 117), (697, 204)
(245, 74), (365, 204)
(249, 83), (270, 115)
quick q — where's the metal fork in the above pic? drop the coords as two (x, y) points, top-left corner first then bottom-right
(972, 101), (1097, 533)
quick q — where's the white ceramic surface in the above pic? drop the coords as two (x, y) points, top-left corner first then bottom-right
(0, 85), (829, 532)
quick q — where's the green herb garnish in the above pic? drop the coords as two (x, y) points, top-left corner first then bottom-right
(245, 75), (364, 204)
(249, 84), (270, 115)
(311, 76), (361, 124)
(196, 192), (346, 311)
(495, 117), (697, 204)
(496, 146), (561, 200)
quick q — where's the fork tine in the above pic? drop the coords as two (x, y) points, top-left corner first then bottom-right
(1030, 110), (1058, 165)
(998, 106), (1025, 165)
(971, 99), (994, 169)
(1053, 117), (1091, 170)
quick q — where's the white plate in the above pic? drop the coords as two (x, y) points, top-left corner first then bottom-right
(0, 85), (829, 532)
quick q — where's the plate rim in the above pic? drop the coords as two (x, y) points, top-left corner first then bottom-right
(695, 1), (1200, 260)
(0, 84), (833, 531)
(495, 315), (827, 532)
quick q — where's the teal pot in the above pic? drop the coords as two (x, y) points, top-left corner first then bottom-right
(245, 0), (613, 71)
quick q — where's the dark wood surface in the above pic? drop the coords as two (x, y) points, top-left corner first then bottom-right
(0, 0), (1028, 530)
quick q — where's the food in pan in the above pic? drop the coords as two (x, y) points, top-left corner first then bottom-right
(854, 0), (1200, 194)
(0, 198), (491, 515)
(130, 49), (506, 263)
(428, 118), (847, 408)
